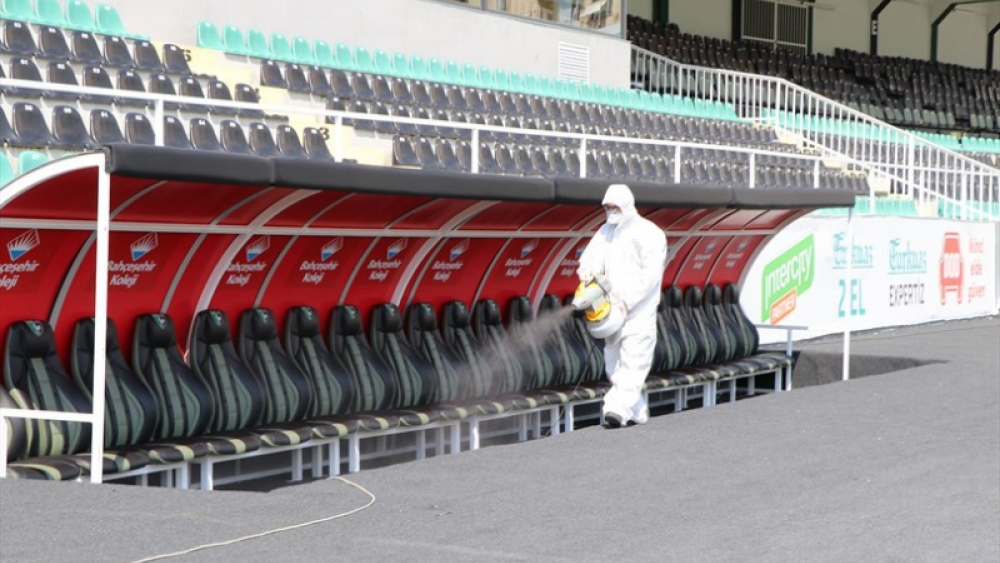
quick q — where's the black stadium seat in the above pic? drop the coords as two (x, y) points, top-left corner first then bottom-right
(103, 35), (134, 68)
(116, 68), (150, 107)
(284, 306), (356, 420)
(303, 127), (334, 160)
(3, 20), (39, 56)
(163, 115), (191, 149)
(71, 31), (105, 65)
(161, 44), (191, 75)
(370, 303), (436, 411)
(38, 26), (71, 60)
(275, 124), (306, 158)
(90, 108), (125, 144)
(219, 119), (252, 154)
(124, 112), (155, 145)
(248, 122), (279, 157)
(46, 61), (82, 101)
(133, 40), (165, 72)
(189, 117), (223, 151)
(11, 102), (55, 148)
(51, 105), (99, 150)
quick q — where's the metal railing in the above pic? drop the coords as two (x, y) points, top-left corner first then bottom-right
(1, 76), (991, 219)
(631, 46), (1000, 221)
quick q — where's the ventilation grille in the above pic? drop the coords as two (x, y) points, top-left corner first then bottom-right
(558, 42), (590, 83)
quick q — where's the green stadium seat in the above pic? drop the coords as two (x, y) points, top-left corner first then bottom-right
(34, 0), (66, 26)
(537, 75), (553, 97)
(409, 54), (428, 80)
(522, 73), (538, 95)
(493, 68), (509, 91)
(427, 57), (445, 82)
(374, 49), (394, 75)
(314, 39), (334, 67)
(460, 62), (478, 87)
(1, 153), (15, 186)
(508, 70), (524, 93)
(223, 25), (250, 56)
(246, 28), (270, 59)
(292, 36), (314, 65)
(354, 46), (374, 73)
(66, 0), (97, 31)
(478, 66), (495, 90)
(2, 0), (38, 22)
(19, 151), (49, 174)
(335, 43), (355, 71)
(270, 32), (293, 62)
(197, 21), (223, 50)
(392, 52), (412, 78)
(444, 60), (461, 85)
(95, 3), (132, 37)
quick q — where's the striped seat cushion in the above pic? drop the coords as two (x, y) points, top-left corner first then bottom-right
(201, 431), (263, 456)
(6, 458), (83, 480)
(353, 413), (400, 432)
(306, 417), (360, 438)
(140, 439), (211, 464)
(255, 424), (313, 447)
(61, 448), (150, 474)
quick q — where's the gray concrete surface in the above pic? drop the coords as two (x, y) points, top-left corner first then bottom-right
(1, 317), (998, 563)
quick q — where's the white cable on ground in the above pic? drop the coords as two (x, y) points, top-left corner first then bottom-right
(126, 476), (376, 563)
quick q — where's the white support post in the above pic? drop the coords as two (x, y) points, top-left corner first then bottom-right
(333, 116), (343, 163)
(813, 159), (820, 189)
(673, 144), (681, 183)
(89, 165), (111, 484)
(563, 403), (574, 433)
(153, 99), (164, 146)
(578, 138), (587, 178)
(348, 434), (360, 473)
(842, 209), (854, 381)
(748, 153), (756, 188)
(470, 128), (480, 173)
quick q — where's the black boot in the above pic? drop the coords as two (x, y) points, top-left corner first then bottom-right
(604, 411), (624, 428)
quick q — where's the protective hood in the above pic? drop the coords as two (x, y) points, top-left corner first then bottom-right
(602, 184), (638, 224)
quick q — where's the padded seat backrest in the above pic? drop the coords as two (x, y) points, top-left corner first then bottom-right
(285, 306), (354, 417)
(723, 284), (760, 357)
(72, 318), (158, 449)
(4, 320), (91, 457)
(682, 286), (721, 365)
(405, 302), (462, 404)
(507, 296), (558, 391)
(188, 310), (265, 433)
(370, 303), (434, 409)
(472, 299), (523, 395)
(703, 284), (740, 363)
(562, 295), (606, 384)
(537, 295), (584, 387)
(238, 308), (313, 424)
(650, 295), (671, 373)
(329, 305), (395, 413)
(441, 301), (492, 399)
(660, 286), (696, 370)
(132, 313), (214, 440)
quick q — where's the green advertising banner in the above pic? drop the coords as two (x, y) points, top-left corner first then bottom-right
(760, 234), (815, 323)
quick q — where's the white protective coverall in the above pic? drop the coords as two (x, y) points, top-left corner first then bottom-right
(577, 184), (667, 425)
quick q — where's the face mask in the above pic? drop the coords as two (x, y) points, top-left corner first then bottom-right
(606, 210), (622, 225)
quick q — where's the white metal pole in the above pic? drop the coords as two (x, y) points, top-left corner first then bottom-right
(842, 208), (853, 381)
(89, 164), (111, 483)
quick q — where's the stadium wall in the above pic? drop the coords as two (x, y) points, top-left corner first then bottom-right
(108, 0), (633, 86)
(740, 216), (999, 344)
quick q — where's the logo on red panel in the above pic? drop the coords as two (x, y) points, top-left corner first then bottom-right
(432, 239), (469, 283)
(6, 229), (40, 261)
(299, 238), (343, 286)
(245, 236), (270, 262)
(227, 236), (271, 287)
(558, 242), (587, 278)
(692, 239), (720, 271)
(368, 238), (408, 282)
(130, 233), (158, 261)
(504, 238), (539, 278)
(0, 230), (41, 291)
(108, 233), (160, 289)
(939, 232), (963, 305)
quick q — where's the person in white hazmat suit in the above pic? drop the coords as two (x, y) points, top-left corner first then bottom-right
(577, 184), (667, 428)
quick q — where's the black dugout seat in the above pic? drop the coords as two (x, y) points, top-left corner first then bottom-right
(238, 308), (354, 438)
(441, 301), (521, 414)
(72, 318), (200, 471)
(190, 310), (312, 447)
(283, 306), (359, 435)
(329, 305), (416, 430)
(4, 320), (148, 476)
(1, 386), (82, 480)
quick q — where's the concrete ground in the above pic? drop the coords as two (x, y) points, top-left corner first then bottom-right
(1, 316), (997, 563)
